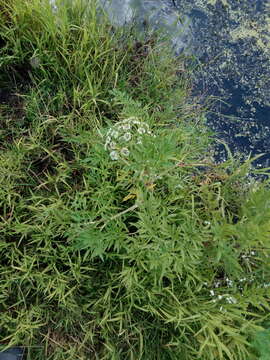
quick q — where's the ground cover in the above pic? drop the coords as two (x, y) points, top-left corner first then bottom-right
(0, 1), (270, 359)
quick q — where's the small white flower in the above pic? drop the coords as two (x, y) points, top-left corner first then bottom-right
(122, 124), (131, 130)
(110, 151), (119, 161)
(123, 117), (140, 125)
(138, 127), (146, 134)
(123, 117), (134, 123)
(225, 278), (233, 287)
(210, 290), (215, 296)
(110, 141), (117, 149)
(226, 296), (237, 304)
(122, 132), (132, 141)
(121, 148), (130, 157)
(111, 130), (119, 139)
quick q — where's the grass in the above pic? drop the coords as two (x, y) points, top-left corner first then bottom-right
(0, 0), (270, 359)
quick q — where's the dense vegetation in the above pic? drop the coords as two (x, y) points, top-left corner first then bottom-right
(0, 0), (269, 359)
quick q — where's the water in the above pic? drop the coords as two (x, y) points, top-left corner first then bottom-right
(101, 0), (270, 167)
(100, 0), (195, 52)
(0, 347), (24, 360)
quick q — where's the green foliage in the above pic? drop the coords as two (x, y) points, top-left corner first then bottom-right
(253, 330), (270, 360)
(249, 323), (270, 360)
(0, 1), (270, 359)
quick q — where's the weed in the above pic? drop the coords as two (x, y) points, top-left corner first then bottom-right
(0, 1), (269, 359)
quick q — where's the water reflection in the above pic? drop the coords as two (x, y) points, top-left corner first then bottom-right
(101, 0), (194, 52)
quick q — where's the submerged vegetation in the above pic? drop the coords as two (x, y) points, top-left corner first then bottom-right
(0, 0), (270, 359)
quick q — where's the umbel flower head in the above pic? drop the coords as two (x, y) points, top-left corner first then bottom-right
(105, 117), (154, 161)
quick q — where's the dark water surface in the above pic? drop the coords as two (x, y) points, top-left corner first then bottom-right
(101, 0), (270, 167)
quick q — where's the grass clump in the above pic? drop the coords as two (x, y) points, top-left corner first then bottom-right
(0, 0), (270, 359)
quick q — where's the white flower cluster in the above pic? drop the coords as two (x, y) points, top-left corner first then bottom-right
(204, 246), (268, 311)
(105, 117), (154, 161)
(209, 290), (237, 305)
(205, 274), (270, 311)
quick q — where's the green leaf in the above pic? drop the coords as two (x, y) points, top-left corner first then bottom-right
(250, 327), (270, 360)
